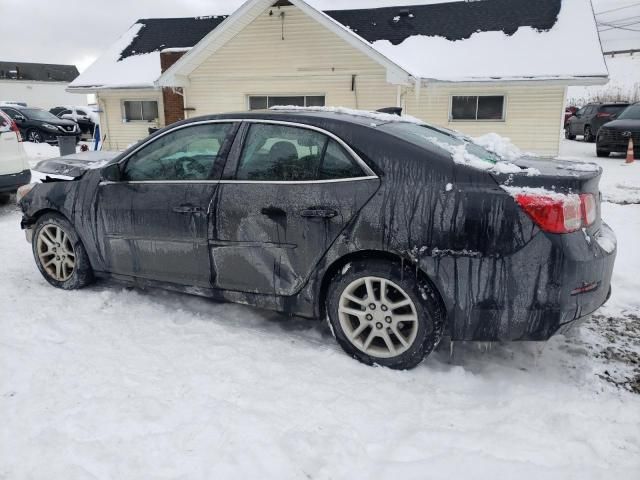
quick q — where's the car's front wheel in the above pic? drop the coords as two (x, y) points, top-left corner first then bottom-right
(564, 128), (576, 140)
(596, 149), (610, 158)
(32, 213), (94, 290)
(326, 260), (444, 370)
(26, 129), (44, 143)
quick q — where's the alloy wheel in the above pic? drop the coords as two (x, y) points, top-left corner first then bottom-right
(36, 224), (76, 282)
(28, 130), (42, 143)
(338, 276), (419, 358)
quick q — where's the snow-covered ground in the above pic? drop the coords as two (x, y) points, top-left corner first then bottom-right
(1, 140), (639, 479)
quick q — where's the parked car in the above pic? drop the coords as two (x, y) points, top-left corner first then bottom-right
(0, 105), (80, 144)
(564, 106), (578, 127)
(565, 102), (630, 142)
(596, 102), (640, 158)
(50, 106), (96, 135)
(0, 101), (28, 107)
(16, 110), (616, 369)
(0, 110), (31, 202)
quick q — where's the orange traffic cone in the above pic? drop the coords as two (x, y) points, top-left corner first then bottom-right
(626, 137), (635, 164)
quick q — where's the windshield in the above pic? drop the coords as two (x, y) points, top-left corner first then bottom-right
(380, 122), (501, 164)
(618, 104), (640, 120)
(21, 108), (60, 122)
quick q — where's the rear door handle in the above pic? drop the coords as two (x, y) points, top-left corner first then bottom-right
(300, 208), (338, 219)
(173, 205), (204, 214)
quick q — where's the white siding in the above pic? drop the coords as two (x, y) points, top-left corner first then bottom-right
(96, 89), (164, 151)
(406, 83), (566, 156)
(0, 80), (88, 110)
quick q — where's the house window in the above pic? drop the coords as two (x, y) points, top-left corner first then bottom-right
(248, 95), (326, 110)
(450, 95), (505, 121)
(123, 100), (159, 122)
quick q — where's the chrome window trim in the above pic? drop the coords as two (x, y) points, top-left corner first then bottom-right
(112, 117), (378, 182)
(99, 176), (379, 187)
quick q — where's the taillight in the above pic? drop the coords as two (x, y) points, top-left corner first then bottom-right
(514, 192), (597, 234)
(581, 193), (597, 226)
(10, 120), (22, 142)
(596, 112), (611, 118)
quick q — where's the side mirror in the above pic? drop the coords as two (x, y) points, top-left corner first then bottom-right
(101, 163), (122, 182)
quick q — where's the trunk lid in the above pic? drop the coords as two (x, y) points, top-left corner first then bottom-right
(33, 151), (119, 178)
(491, 156), (603, 233)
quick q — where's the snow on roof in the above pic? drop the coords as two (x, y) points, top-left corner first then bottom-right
(73, 0), (607, 91)
(322, 0), (608, 82)
(69, 17), (226, 91)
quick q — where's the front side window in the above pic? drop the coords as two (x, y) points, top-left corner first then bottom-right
(123, 100), (159, 122)
(236, 123), (364, 181)
(248, 95), (325, 110)
(123, 123), (233, 181)
(450, 95), (505, 121)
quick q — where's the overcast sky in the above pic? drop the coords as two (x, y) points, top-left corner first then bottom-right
(1, 0), (637, 72)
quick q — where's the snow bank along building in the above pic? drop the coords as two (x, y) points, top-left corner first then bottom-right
(0, 61), (84, 110)
(68, 0), (608, 155)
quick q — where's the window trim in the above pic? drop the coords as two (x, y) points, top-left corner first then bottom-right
(101, 119), (377, 186)
(448, 94), (507, 122)
(246, 94), (326, 111)
(121, 99), (160, 123)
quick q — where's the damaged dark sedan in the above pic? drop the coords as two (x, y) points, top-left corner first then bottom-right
(17, 109), (617, 369)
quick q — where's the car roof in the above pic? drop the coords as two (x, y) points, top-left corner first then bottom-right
(184, 108), (424, 129)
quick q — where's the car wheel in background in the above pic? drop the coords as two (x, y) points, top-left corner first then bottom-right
(326, 259), (444, 370)
(564, 128), (576, 140)
(26, 129), (43, 143)
(0, 193), (11, 204)
(584, 126), (595, 143)
(597, 149), (610, 158)
(32, 213), (94, 290)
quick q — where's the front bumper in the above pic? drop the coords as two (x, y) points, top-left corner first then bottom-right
(42, 131), (80, 144)
(422, 223), (617, 342)
(0, 169), (31, 193)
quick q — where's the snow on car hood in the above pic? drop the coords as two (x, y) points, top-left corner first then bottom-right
(33, 151), (120, 178)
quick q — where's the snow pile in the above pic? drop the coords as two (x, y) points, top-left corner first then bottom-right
(558, 162), (601, 173)
(596, 223), (617, 254)
(269, 105), (426, 125)
(367, 0), (607, 81)
(424, 136), (539, 176)
(68, 24), (161, 90)
(472, 133), (524, 162)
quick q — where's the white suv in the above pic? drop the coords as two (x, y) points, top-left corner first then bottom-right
(0, 110), (31, 202)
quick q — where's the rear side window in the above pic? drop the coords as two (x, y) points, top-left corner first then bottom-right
(235, 123), (364, 181)
(600, 105), (628, 114)
(123, 123), (233, 181)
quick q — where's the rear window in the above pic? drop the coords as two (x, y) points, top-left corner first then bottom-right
(618, 104), (640, 120)
(380, 122), (500, 164)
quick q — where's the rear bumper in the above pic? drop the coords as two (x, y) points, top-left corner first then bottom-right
(0, 169), (31, 193)
(423, 223), (617, 342)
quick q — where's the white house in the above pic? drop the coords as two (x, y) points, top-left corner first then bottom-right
(68, 0), (608, 154)
(0, 61), (86, 110)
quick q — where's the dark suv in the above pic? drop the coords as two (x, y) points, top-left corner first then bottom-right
(596, 102), (640, 157)
(0, 105), (80, 144)
(565, 102), (630, 142)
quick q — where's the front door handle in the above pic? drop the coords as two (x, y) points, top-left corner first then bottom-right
(300, 208), (338, 219)
(173, 205), (204, 214)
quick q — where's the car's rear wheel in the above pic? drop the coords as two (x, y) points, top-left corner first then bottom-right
(584, 126), (595, 143)
(32, 213), (94, 290)
(0, 193), (11, 204)
(26, 129), (43, 143)
(596, 149), (610, 158)
(326, 260), (444, 370)
(564, 128), (576, 140)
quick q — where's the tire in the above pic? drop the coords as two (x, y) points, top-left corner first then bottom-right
(596, 149), (610, 158)
(32, 213), (94, 290)
(564, 128), (576, 140)
(326, 259), (444, 370)
(0, 193), (11, 204)
(26, 129), (44, 143)
(584, 126), (595, 143)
